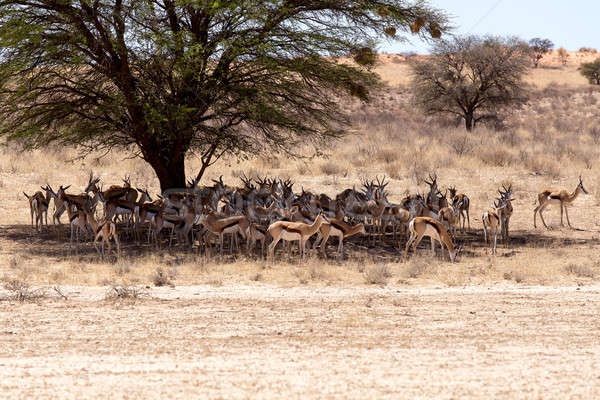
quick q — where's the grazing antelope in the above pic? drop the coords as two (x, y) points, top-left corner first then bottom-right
(448, 186), (470, 231)
(404, 217), (462, 262)
(313, 219), (366, 258)
(267, 213), (327, 259)
(482, 199), (506, 255)
(23, 190), (49, 232)
(84, 208), (120, 258)
(533, 176), (588, 229)
(199, 213), (250, 255)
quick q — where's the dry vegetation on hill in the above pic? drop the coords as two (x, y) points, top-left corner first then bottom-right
(2, 53), (600, 288)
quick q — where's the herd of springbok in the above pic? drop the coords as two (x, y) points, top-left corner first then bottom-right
(22, 172), (589, 261)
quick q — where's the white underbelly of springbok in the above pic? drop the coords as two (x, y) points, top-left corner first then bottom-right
(424, 224), (441, 241)
(280, 231), (302, 241)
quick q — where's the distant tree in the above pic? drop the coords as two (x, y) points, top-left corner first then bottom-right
(557, 47), (570, 66)
(529, 38), (554, 68)
(0, 0), (448, 191)
(411, 36), (530, 131)
(581, 59), (600, 85)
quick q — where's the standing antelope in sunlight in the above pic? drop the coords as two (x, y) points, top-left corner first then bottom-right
(482, 199), (508, 255)
(533, 176), (588, 229)
(404, 217), (462, 262)
(498, 184), (514, 243)
(313, 219), (366, 259)
(267, 213), (327, 260)
(23, 190), (49, 232)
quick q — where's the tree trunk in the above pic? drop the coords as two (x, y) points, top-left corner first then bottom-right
(464, 113), (474, 131)
(146, 149), (187, 193)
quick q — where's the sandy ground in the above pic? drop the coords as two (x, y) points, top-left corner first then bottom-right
(2, 284), (600, 399)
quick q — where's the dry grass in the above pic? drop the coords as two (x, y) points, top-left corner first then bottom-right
(363, 264), (392, 285)
(1, 58), (599, 290)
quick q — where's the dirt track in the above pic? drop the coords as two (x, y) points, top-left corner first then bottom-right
(2, 284), (600, 399)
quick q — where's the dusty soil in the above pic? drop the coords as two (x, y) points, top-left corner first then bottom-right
(2, 284), (600, 399)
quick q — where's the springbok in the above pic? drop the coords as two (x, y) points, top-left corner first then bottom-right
(448, 186), (470, 231)
(482, 199), (508, 255)
(313, 219), (366, 258)
(533, 176), (588, 229)
(23, 191), (49, 232)
(267, 213), (327, 259)
(404, 217), (462, 262)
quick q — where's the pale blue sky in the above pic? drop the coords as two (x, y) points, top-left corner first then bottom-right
(381, 0), (600, 54)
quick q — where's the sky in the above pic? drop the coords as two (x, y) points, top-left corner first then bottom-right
(381, 0), (600, 54)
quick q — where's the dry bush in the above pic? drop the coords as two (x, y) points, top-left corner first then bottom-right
(478, 147), (515, 167)
(294, 264), (328, 284)
(104, 285), (149, 300)
(320, 160), (344, 176)
(249, 272), (263, 282)
(588, 127), (600, 144)
(152, 267), (175, 287)
(1, 277), (47, 302)
(446, 133), (475, 156)
(384, 161), (403, 180)
(503, 271), (525, 283)
(113, 260), (132, 276)
(564, 264), (596, 279)
(405, 259), (430, 278)
(363, 264), (391, 285)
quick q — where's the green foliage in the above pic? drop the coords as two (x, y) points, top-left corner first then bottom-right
(411, 35), (530, 131)
(0, 0), (448, 189)
(581, 59), (600, 85)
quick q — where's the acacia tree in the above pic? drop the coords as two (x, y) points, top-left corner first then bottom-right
(581, 59), (600, 85)
(0, 0), (447, 190)
(528, 38), (553, 68)
(411, 36), (529, 131)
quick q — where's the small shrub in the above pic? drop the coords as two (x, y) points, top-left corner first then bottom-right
(384, 161), (403, 180)
(249, 272), (262, 282)
(564, 264), (596, 279)
(446, 134), (475, 156)
(479, 147), (515, 167)
(364, 264), (391, 285)
(588, 127), (600, 144)
(113, 260), (131, 276)
(104, 285), (148, 300)
(406, 259), (429, 278)
(319, 161), (342, 176)
(152, 267), (173, 287)
(1, 278), (47, 302)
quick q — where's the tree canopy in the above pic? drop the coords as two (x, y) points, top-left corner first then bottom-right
(411, 35), (530, 131)
(0, 0), (447, 190)
(581, 59), (600, 85)
(528, 38), (553, 68)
